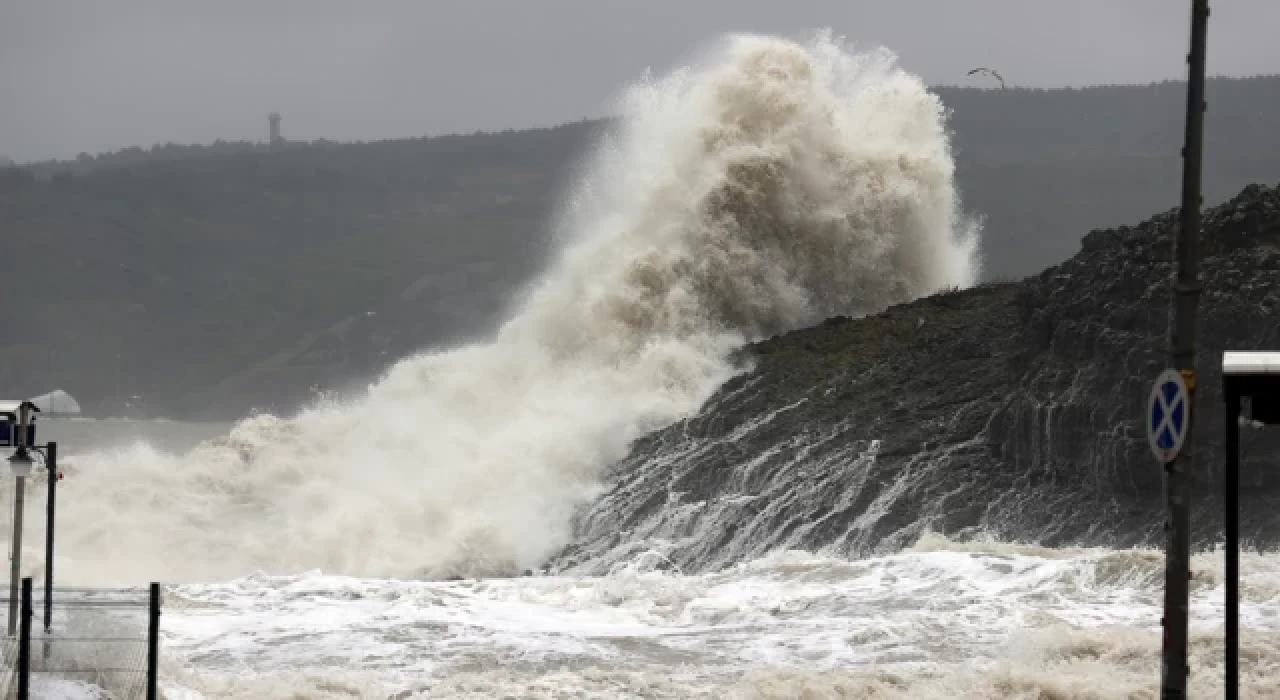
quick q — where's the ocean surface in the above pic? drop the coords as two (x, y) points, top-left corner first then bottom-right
(10, 32), (1277, 698)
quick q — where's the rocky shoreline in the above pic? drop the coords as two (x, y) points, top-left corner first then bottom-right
(551, 183), (1280, 574)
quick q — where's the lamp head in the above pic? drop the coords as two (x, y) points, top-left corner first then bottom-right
(7, 448), (33, 478)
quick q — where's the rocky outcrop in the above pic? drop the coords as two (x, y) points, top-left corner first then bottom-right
(551, 183), (1280, 574)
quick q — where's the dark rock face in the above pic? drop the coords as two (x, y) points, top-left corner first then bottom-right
(550, 183), (1280, 575)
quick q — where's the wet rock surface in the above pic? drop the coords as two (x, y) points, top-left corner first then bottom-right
(552, 183), (1280, 574)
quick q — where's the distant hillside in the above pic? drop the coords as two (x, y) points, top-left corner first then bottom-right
(2, 77), (1279, 419)
(0, 121), (603, 418)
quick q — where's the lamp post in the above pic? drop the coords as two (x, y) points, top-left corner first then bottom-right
(2, 394), (73, 638)
(1221, 351), (1280, 700)
(6, 402), (35, 637)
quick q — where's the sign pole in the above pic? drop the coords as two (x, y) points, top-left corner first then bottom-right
(1160, 2), (1209, 698)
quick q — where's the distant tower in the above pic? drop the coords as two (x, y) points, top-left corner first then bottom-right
(268, 113), (282, 146)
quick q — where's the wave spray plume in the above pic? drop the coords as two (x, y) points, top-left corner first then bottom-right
(45, 32), (979, 584)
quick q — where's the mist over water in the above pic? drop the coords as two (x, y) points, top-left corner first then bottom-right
(22, 32), (977, 586)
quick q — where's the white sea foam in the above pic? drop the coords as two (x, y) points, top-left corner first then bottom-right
(21, 31), (976, 586)
(154, 537), (1280, 698)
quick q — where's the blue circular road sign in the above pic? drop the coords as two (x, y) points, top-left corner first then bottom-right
(1148, 369), (1191, 463)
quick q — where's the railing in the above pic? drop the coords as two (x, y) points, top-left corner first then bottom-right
(0, 578), (160, 700)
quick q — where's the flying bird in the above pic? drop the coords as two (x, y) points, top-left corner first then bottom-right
(966, 67), (1006, 89)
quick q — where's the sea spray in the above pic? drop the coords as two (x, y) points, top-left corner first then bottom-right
(37, 32), (978, 585)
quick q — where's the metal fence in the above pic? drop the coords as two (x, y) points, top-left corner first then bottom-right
(0, 578), (160, 700)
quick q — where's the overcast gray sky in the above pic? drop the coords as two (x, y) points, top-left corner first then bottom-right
(3, 0), (1278, 163)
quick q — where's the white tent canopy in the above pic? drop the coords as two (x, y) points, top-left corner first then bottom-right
(26, 389), (81, 416)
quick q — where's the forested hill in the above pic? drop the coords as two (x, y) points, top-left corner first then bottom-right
(2, 77), (1279, 419)
(0, 121), (598, 419)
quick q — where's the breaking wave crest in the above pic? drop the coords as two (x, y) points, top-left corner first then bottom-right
(35, 32), (978, 585)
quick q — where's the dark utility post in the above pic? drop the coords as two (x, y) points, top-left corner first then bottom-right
(1160, 1), (1209, 698)
(18, 577), (32, 700)
(43, 441), (56, 633)
(147, 582), (161, 700)
(1224, 383), (1241, 699)
(1221, 354), (1280, 700)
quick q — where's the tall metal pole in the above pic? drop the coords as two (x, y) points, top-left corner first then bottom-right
(8, 404), (32, 638)
(43, 442), (56, 634)
(1159, 2), (1208, 698)
(1224, 384), (1240, 699)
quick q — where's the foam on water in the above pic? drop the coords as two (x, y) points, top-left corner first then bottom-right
(11, 30), (1266, 700)
(151, 535), (1280, 698)
(13, 31), (977, 586)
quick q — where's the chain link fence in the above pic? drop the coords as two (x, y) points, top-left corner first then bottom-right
(0, 579), (160, 699)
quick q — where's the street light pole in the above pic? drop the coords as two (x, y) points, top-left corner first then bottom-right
(1160, 2), (1209, 698)
(6, 404), (34, 637)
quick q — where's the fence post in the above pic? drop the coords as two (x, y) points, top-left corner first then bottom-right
(147, 582), (160, 700)
(18, 577), (31, 700)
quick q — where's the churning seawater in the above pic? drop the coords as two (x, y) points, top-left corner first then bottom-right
(9, 31), (1276, 699)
